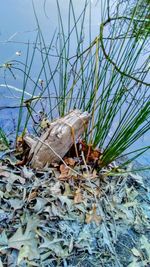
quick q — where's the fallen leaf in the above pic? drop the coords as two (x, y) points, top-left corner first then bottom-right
(74, 188), (83, 204)
(59, 164), (70, 180)
(17, 243), (40, 265)
(8, 198), (24, 210)
(0, 258), (3, 267)
(0, 230), (8, 248)
(58, 195), (73, 210)
(51, 202), (61, 216)
(50, 181), (61, 195)
(0, 163), (7, 171)
(8, 217), (40, 265)
(7, 249), (18, 267)
(92, 169), (98, 179)
(40, 236), (68, 257)
(64, 157), (76, 166)
(22, 166), (34, 179)
(85, 204), (102, 225)
(63, 183), (73, 196)
(100, 223), (114, 253)
(33, 197), (48, 212)
(69, 236), (74, 253)
(128, 256), (148, 267)
(15, 157), (27, 167)
(129, 172), (145, 188)
(89, 149), (101, 161)
(79, 140), (101, 162)
(0, 170), (25, 185)
(8, 217), (39, 250)
(28, 191), (37, 201)
(140, 235), (150, 261)
(131, 247), (142, 258)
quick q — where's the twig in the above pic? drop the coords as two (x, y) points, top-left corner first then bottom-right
(34, 136), (82, 177)
(69, 16), (150, 87)
(99, 20), (150, 87)
(0, 105), (26, 110)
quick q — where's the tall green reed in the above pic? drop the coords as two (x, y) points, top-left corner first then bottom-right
(3, 0), (149, 167)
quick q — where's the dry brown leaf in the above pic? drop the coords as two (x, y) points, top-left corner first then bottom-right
(59, 164), (70, 180)
(74, 188), (83, 204)
(82, 169), (98, 180)
(15, 157), (28, 167)
(28, 191), (37, 201)
(79, 140), (102, 162)
(85, 204), (102, 225)
(90, 149), (101, 161)
(64, 157), (76, 166)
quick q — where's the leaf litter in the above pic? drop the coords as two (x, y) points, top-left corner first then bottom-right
(0, 154), (150, 266)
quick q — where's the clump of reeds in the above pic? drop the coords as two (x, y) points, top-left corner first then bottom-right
(1, 0), (150, 168)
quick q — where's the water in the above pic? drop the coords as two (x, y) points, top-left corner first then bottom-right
(0, 0), (149, 166)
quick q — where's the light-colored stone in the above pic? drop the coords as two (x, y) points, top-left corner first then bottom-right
(24, 110), (90, 169)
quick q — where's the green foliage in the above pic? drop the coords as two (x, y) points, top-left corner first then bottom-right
(0, 128), (9, 150)
(131, 0), (150, 38)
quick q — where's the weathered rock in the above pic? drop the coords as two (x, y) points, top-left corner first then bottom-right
(24, 109), (90, 169)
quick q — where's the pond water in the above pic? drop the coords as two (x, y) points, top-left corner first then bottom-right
(0, 0), (149, 166)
